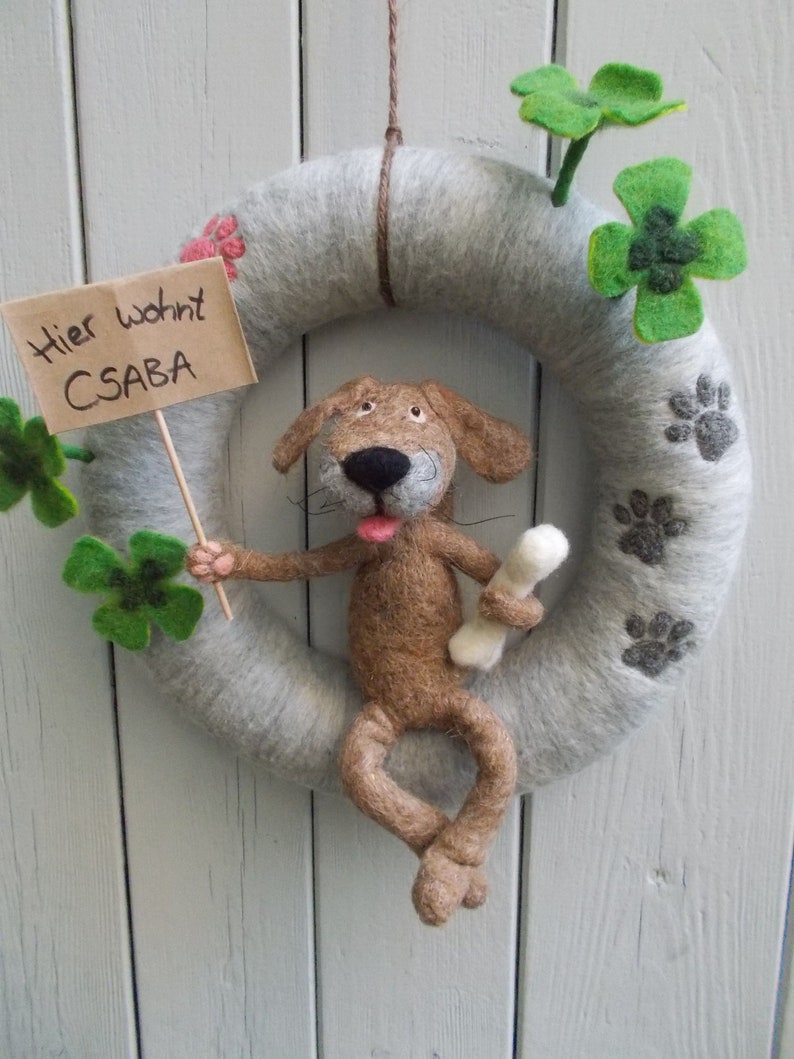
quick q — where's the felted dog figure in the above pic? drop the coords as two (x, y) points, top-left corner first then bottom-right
(187, 377), (544, 926)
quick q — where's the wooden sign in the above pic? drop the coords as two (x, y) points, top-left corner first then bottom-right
(0, 257), (257, 434)
(1, 256), (255, 621)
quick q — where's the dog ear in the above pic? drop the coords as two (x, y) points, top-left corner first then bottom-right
(420, 381), (532, 483)
(272, 376), (378, 473)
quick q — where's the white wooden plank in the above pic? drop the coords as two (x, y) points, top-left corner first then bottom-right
(0, 1), (136, 1054)
(72, 2), (317, 1055)
(519, 2), (794, 1056)
(778, 879), (794, 1057)
(303, 2), (553, 1054)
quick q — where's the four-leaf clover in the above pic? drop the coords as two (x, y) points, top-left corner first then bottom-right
(511, 63), (685, 205)
(0, 397), (92, 527)
(588, 157), (747, 343)
(63, 530), (204, 651)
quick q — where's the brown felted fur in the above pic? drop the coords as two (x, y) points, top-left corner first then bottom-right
(420, 380), (533, 483)
(188, 378), (542, 926)
(272, 376), (378, 474)
(478, 585), (545, 629)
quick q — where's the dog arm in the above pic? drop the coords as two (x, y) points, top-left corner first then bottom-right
(478, 586), (544, 630)
(187, 535), (373, 584)
(427, 521), (501, 585)
(428, 525), (545, 628)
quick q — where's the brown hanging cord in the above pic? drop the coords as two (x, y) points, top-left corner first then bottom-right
(377, 0), (403, 308)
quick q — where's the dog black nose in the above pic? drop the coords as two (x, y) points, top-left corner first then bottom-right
(342, 446), (411, 494)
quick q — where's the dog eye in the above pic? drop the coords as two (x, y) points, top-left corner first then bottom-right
(357, 401), (375, 416)
(409, 406), (426, 422)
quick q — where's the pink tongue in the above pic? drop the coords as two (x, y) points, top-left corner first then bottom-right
(357, 514), (402, 542)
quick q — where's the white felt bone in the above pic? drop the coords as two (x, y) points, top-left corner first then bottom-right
(448, 525), (569, 672)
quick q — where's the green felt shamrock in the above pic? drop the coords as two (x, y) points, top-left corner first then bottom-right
(63, 530), (204, 651)
(588, 157), (747, 343)
(0, 397), (93, 527)
(510, 63), (685, 206)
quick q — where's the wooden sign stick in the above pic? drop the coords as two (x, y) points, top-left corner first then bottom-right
(153, 408), (233, 621)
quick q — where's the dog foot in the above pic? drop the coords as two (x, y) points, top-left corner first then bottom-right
(462, 868), (488, 910)
(412, 848), (486, 925)
(186, 540), (237, 582)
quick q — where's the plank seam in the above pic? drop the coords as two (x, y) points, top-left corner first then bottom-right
(62, 0), (88, 286)
(297, 2), (322, 1055)
(771, 835), (794, 1057)
(109, 646), (144, 1058)
(512, 795), (530, 1058)
(515, 5), (564, 1053)
(64, 2), (142, 1053)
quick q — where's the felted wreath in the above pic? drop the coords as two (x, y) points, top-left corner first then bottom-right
(80, 146), (750, 815)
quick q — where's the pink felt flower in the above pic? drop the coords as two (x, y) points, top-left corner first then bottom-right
(180, 214), (246, 280)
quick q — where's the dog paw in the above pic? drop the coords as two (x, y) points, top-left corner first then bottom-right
(412, 847), (486, 926)
(614, 490), (687, 566)
(186, 540), (237, 582)
(622, 611), (695, 678)
(665, 374), (738, 462)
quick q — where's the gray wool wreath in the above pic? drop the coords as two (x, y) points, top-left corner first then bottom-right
(81, 147), (750, 804)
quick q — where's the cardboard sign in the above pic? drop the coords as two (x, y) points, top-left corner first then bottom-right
(0, 258), (257, 433)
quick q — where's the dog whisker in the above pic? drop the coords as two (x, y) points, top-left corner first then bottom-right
(288, 485), (329, 502)
(418, 446), (439, 483)
(293, 503), (344, 516)
(286, 488), (344, 516)
(448, 513), (516, 527)
(287, 484), (334, 505)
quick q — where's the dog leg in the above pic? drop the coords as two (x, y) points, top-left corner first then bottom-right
(412, 692), (517, 926)
(340, 703), (488, 909)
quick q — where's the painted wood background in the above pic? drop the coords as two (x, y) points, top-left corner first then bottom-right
(1, 0), (791, 1056)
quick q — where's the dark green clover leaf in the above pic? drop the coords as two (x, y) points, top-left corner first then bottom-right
(63, 530), (204, 651)
(0, 397), (93, 527)
(510, 62), (685, 205)
(588, 157), (747, 343)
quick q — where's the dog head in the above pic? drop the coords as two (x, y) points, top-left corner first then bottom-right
(272, 377), (532, 541)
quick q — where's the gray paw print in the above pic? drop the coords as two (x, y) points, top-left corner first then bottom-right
(665, 374), (738, 462)
(614, 490), (687, 565)
(622, 612), (695, 677)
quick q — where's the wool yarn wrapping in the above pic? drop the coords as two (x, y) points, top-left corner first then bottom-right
(81, 147), (750, 802)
